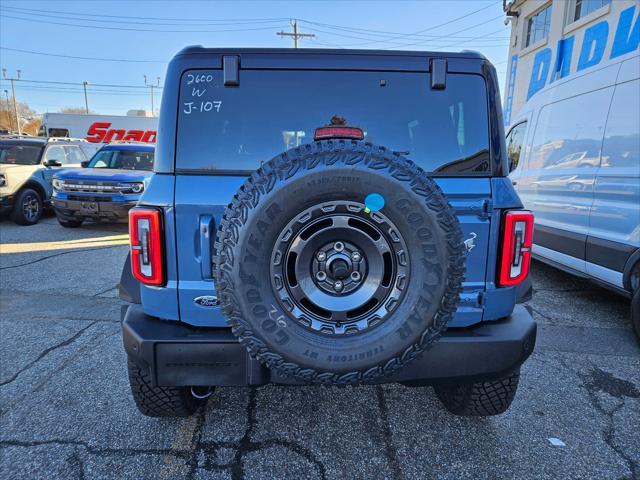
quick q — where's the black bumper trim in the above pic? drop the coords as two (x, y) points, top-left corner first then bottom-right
(53, 198), (135, 221)
(122, 304), (537, 387)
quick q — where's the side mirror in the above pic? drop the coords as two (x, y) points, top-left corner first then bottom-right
(44, 159), (62, 167)
(81, 160), (89, 168)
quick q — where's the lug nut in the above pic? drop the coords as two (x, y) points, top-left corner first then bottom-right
(316, 271), (327, 281)
(334, 242), (344, 252)
(334, 280), (344, 292)
(316, 251), (327, 262)
(351, 271), (361, 282)
(351, 251), (361, 262)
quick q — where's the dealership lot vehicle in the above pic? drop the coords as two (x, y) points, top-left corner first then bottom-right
(120, 47), (537, 418)
(51, 142), (155, 227)
(0, 136), (90, 225)
(0, 216), (638, 479)
(507, 51), (640, 339)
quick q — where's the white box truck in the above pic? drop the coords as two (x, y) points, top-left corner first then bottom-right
(39, 113), (158, 144)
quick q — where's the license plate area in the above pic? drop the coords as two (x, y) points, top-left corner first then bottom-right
(80, 201), (99, 213)
(155, 343), (248, 386)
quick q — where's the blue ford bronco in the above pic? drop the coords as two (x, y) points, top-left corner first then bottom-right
(120, 47), (537, 418)
(52, 142), (154, 227)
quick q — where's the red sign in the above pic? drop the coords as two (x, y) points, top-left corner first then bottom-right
(85, 122), (156, 143)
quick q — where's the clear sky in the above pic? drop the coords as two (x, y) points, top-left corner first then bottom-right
(0, 0), (510, 115)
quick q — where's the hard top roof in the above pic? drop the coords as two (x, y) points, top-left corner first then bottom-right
(176, 46), (487, 60)
(170, 47), (491, 72)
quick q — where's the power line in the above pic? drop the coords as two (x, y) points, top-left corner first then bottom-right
(0, 5), (289, 24)
(0, 6), (289, 27)
(0, 13), (288, 33)
(300, 0), (501, 47)
(6, 79), (160, 89)
(298, 18), (507, 40)
(1, 47), (167, 64)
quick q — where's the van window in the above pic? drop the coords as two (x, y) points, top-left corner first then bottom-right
(601, 80), (640, 169)
(48, 128), (70, 137)
(529, 87), (612, 171)
(176, 70), (491, 175)
(506, 121), (527, 170)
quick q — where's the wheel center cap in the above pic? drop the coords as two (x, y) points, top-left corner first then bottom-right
(330, 259), (350, 279)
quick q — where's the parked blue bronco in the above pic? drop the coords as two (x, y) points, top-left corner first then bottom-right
(52, 142), (154, 227)
(119, 47), (537, 418)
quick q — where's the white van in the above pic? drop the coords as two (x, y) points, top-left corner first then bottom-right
(507, 51), (639, 337)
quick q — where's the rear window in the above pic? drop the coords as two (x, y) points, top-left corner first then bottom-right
(88, 149), (154, 170)
(176, 69), (490, 175)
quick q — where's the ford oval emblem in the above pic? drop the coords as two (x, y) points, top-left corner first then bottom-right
(194, 295), (218, 308)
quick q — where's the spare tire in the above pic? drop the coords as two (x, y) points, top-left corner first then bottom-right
(214, 140), (465, 385)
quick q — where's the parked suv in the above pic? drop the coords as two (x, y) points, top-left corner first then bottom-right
(0, 136), (90, 225)
(51, 142), (155, 227)
(120, 48), (537, 418)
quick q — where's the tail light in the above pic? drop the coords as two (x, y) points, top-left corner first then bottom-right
(129, 208), (164, 286)
(498, 210), (533, 287)
(314, 126), (364, 141)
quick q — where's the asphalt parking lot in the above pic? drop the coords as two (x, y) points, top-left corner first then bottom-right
(0, 213), (638, 480)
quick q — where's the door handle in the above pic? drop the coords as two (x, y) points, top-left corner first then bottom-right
(512, 180), (518, 186)
(199, 215), (214, 280)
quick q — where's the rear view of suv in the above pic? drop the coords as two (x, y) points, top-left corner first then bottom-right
(120, 48), (537, 418)
(0, 136), (89, 225)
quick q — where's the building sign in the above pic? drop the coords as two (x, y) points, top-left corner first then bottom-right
(526, 4), (639, 100)
(503, 54), (519, 126)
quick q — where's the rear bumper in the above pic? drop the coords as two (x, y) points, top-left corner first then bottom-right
(52, 197), (135, 222)
(122, 304), (537, 387)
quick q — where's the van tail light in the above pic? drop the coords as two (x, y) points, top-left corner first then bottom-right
(129, 208), (164, 286)
(498, 210), (534, 287)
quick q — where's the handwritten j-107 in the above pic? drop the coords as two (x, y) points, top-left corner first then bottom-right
(183, 101), (222, 115)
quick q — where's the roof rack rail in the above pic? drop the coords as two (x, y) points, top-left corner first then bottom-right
(0, 134), (36, 139)
(47, 137), (88, 142)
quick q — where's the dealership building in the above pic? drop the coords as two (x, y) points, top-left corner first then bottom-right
(502, 0), (639, 126)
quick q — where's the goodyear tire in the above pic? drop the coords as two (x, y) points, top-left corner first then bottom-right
(127, 358), (206, 417)
(434, 370), (520, 416)
(214, 140), (465, 385)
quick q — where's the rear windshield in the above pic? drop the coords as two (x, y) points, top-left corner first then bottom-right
(88, 149), (154, 170)
(0, 143), (44, 165)
(176, 69), (490, 175)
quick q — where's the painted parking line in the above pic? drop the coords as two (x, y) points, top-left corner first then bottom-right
(0, 234), (129, 254)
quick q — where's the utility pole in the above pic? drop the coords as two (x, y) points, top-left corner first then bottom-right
(2, 69), (21, 135)
(144, 75), (160, 116)
(277, 19), (315, 48)
(3, 89), (14, 131)
(83, 81), (90, 114)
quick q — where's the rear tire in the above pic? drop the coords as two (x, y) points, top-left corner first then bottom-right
(11, 188), (42, 225)
(127, 358), (207, 417)
(434, 370), (520, 416)
(57, 217), (83, 228)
